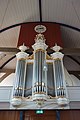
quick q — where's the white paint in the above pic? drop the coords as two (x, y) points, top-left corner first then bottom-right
(16, 52), (29, 59)
(0, 73), (14, 86)
(32, 33), (48, 51)
(70, 75), (80, 86)
(67, 86), (80, 101)
(64, 68), (80, 86)
(0, 73), (6, 78)
(0, 86), (13, 102)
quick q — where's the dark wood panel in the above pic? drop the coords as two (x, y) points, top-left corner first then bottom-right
(0, 111), (20, 120)
(24, 110), (56, 120)
(0, 110), (80, 120)
(60, 110), (80, 120)
(18, 23), (63, 48)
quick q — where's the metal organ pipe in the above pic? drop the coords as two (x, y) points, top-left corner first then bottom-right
(51, 45), (69, 106)
(33, 50), (46, 94)
(32, 33), (48, 107)
(11, 45), (29, 107)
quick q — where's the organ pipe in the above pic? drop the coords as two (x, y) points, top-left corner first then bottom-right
(11, 44), (29, 106)
(51, 44), (69, 106)
(32, 33), (48, 107)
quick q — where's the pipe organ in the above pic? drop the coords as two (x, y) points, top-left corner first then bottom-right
(11, 26), (69, 108)
(51, 45), (69, 105)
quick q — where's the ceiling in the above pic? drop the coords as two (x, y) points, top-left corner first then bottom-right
(0, 0), (80, 77)
(0, 0), (80, 29)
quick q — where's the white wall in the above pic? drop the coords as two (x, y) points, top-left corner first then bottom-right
(0, 73), (14, 102)
(0, 73), (14, 86)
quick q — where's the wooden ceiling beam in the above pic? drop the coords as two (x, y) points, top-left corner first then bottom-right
(47, 48), (80, 56)
(0, 47), (19, 53)
(68, 71), (80, 74)
(39, 0), (42, 22)
(61, 48), (80, 56)
(0, 47), (80, 56)
(0, 69), (15, 73)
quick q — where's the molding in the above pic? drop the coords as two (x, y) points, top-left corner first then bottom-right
(0, 69), (15, 73)
(0, 22), (80, 33)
